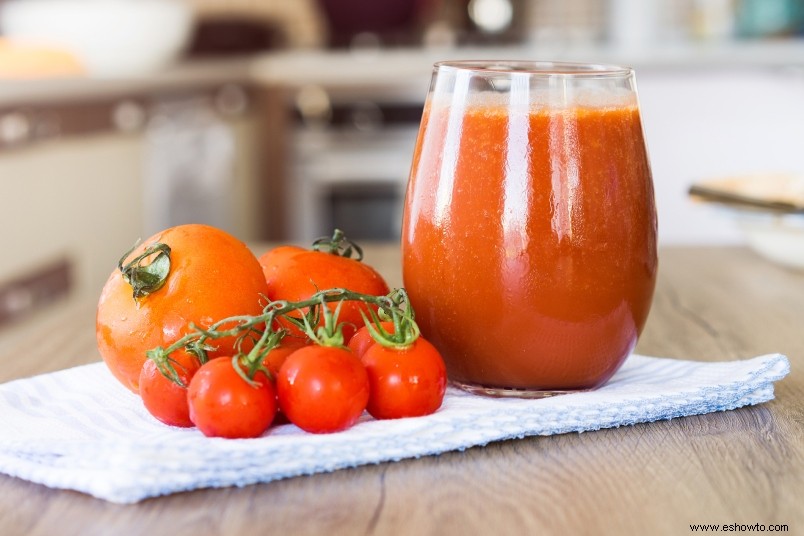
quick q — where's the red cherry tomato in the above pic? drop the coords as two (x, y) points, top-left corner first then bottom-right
(361, 337), (447, 420)
(187, 357), (277, 438)
(276, 345), (369, 434)
(347, 320), (395, 358)
(259, 245), (306, 290)
(261, 338), (309, 379)
(258, 240), (389, 342)
(139, 349), (200, 428)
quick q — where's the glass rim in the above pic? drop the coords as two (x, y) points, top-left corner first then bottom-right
(433, 60), (634, 78)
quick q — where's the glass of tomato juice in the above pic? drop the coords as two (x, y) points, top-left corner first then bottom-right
(401, 61), (658, 397)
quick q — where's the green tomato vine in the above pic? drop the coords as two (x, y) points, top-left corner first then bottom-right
(145, 287), (420, 389)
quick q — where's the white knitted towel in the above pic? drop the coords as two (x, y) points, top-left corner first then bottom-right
(0, 353), (790, 504)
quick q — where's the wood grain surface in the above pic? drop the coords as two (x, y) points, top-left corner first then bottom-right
(0, 246), (801, 536)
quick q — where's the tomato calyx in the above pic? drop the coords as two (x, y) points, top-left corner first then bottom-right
(361, 288), (420, 350)
(227, 354), (271, 389)
(312, 228), (363, 261)
(300, 294), (348, 348)
(118, 241), (172, 301)
(145, 346), (202, 388)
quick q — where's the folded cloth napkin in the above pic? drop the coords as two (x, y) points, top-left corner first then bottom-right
(0, 353), (790, 504)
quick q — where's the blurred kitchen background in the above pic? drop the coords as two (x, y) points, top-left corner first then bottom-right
(1, 0), (804, 328)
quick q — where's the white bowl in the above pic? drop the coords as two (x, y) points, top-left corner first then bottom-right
(0, 0), (193, 77)
(690, 174), (804, 270)
(733, 210), (804, 270)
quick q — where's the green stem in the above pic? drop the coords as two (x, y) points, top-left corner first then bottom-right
(361, 291), (420, 349)
(118, 241), (171, 301)
(145, 347), (198, 388)
(150, 288), (412, 382)
(312, 229), (364, 261)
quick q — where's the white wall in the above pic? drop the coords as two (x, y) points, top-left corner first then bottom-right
(637, 67), (804, 245)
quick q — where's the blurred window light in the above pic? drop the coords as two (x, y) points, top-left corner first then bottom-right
(468, 0), (514, 34)
(112, 101), (146, 133)
(0, 112), (31, 144)
(295, 84), (332, 126)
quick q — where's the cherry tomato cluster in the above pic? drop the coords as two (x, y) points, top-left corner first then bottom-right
(102, 227), (448, 439)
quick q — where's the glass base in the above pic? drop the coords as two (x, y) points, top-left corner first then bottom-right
(451, 379), (594, 399)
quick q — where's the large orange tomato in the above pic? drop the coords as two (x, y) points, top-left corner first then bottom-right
(96, 224), (269, 393)
(258, 232), (390, 342)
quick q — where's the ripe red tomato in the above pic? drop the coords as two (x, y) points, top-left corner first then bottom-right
(347, 320), (395, 358)
(258, 242), (389, 342)
(187, 357), (277, 439)
(259, 245), (306, 290)
(361, 337), (447, 420)
(261, 338), (308, 379)
(276, 345), (369, 433)
(139, 349), (200, 428)
(96, 224), (269, 393)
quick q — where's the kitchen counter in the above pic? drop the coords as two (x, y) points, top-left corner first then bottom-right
(0, 57), (254, 106)
(3, 39), (804, 107)
(0, 245), (801, 535)
(250, 39), (804, 95)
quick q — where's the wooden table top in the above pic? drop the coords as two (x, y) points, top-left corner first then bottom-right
(0, 245), (801, 536)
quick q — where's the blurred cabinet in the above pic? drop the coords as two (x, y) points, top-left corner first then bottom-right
(0, 132), (143, 313)
(0, 81), (263, 326)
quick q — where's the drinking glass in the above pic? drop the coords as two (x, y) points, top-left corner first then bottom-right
(401, 61), (658, 397)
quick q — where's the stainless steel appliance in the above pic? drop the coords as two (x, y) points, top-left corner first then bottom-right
(287, 85), (423, 242)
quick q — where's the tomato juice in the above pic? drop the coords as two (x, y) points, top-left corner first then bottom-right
(402, 90), (658, 393)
